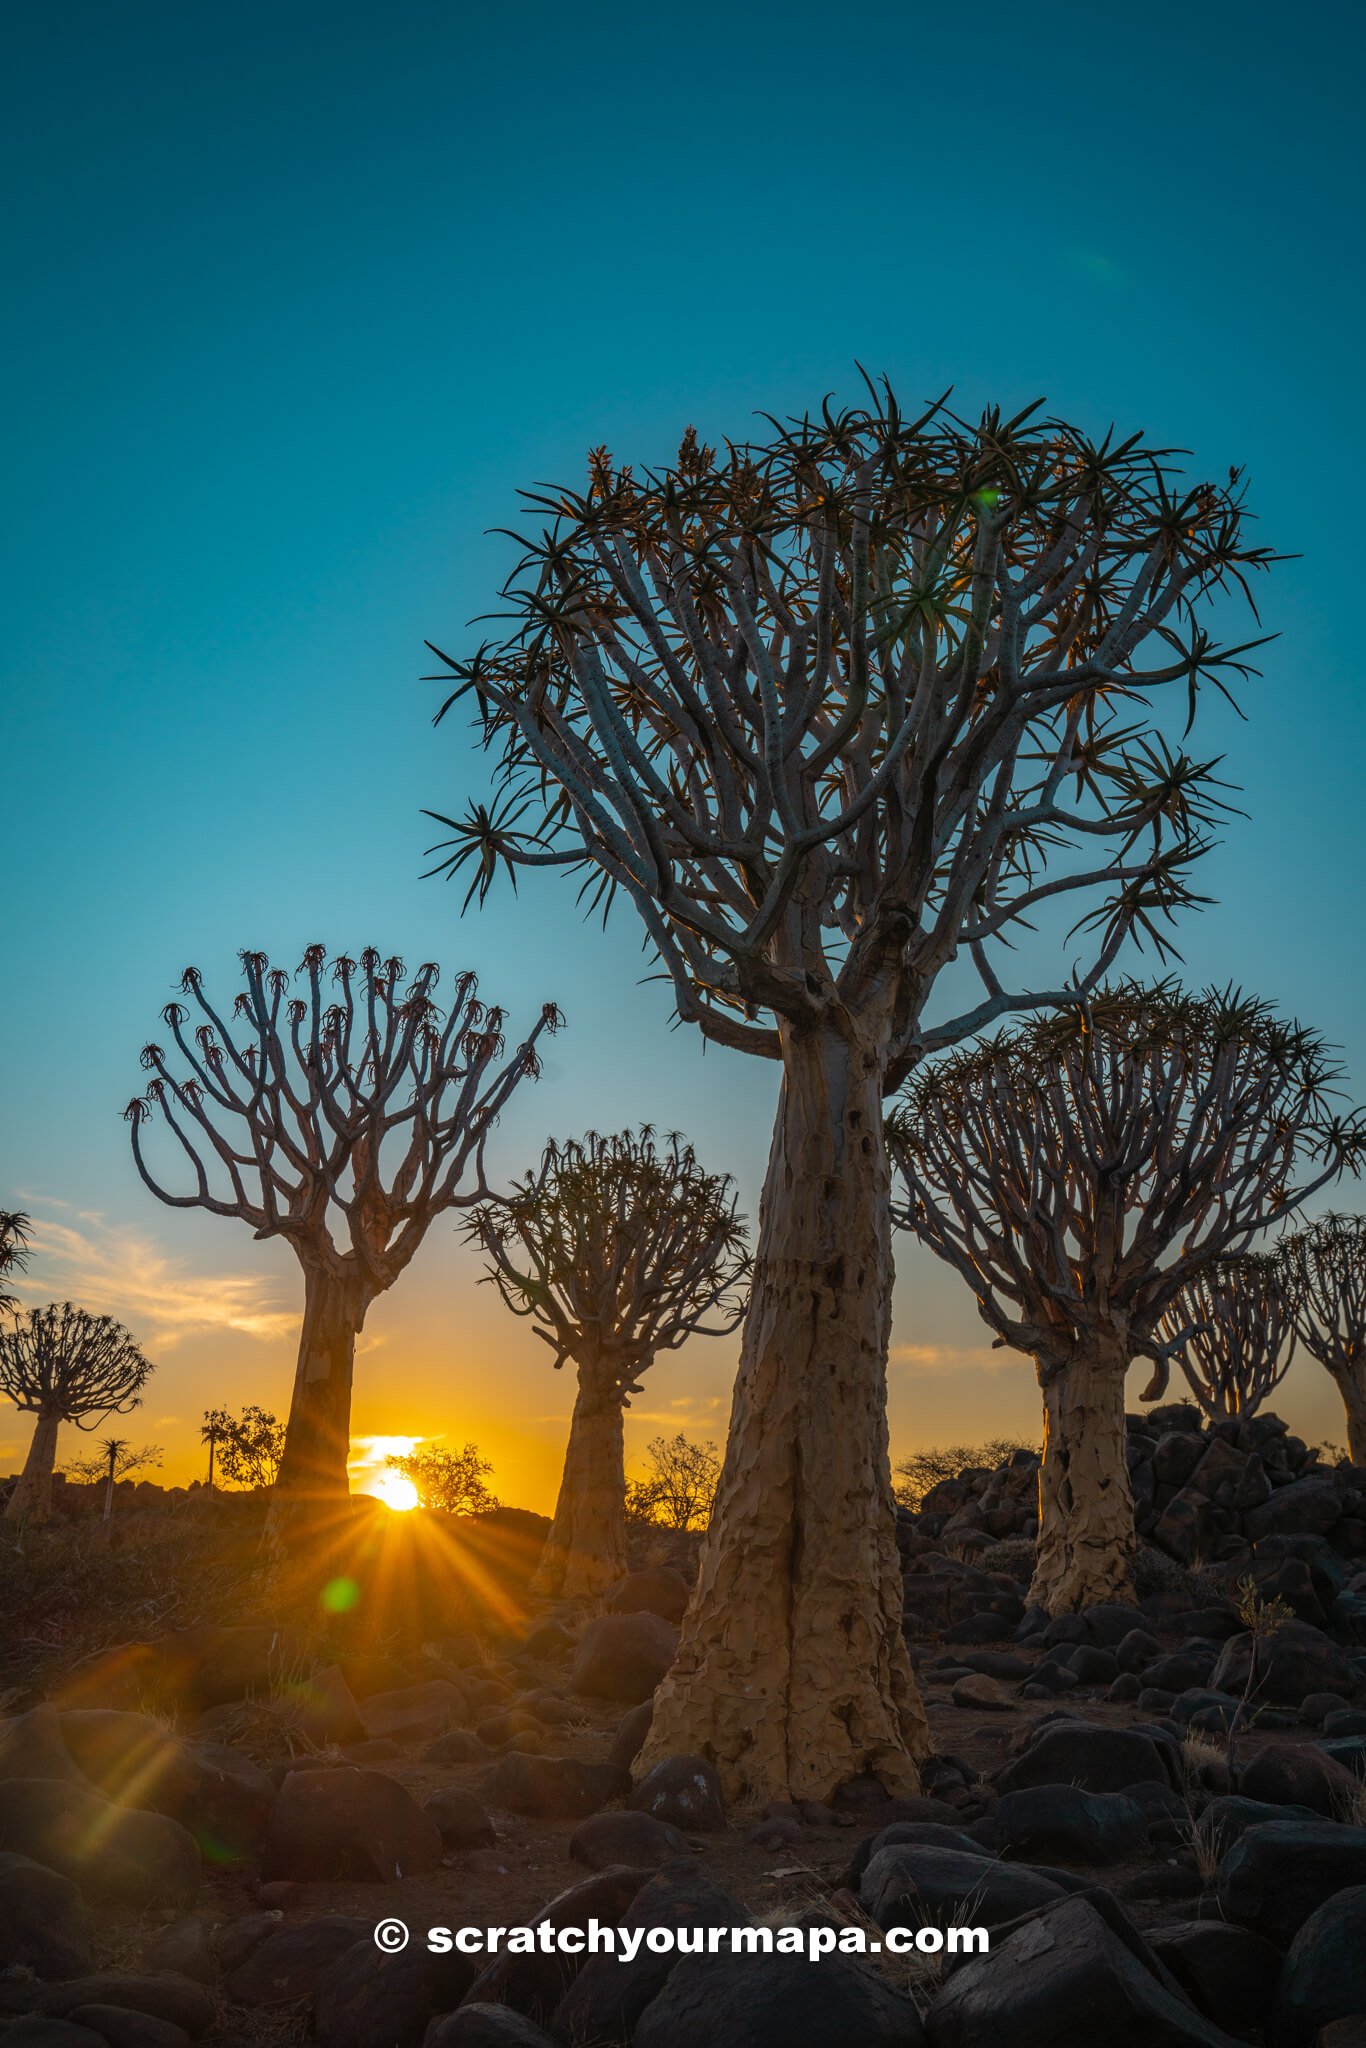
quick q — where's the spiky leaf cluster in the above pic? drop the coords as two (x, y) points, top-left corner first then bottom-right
(1279, 1213), (1366, 1390)
(0, 1303), (152, 1425)
(1155, 1252), (1298, 1417)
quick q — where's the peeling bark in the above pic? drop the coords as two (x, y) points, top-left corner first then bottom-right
(1028, 1334), (1136, 1613)
(4, 1407), (61, 1524)
(1333, 1359), (1366, 1467)
(640, 1019), (929, 1806)
(532, 1350), (628, 1598)
(266, 1266), (371, 1547)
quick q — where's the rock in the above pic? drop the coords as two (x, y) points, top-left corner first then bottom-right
(358, 1679), (468, 1744)
(1211, 1622), (1356, 1708)
(927, 1893), (1242, 2046)
(141, 1918), (216, 1985)
(609, 1700), (654, 1771)
(519, 1621), (575, 1662)
(1275, 1884), (1366, 2048)
(1143, 1649), (1218, 1693)
(995, 1722), (1174, 1795)
(859, 1844), (1065, 1931)
(312, 1941), (479, 2048)
(0, 1851), (93, 1978)
(0, 1706), (90, 1783)
(215, 1910), (283, 1974)
(569, 1809), (689, 1870)
(630, 1754), (726, 1832)
(225, 1917), (372, 2005)
(1239, 1741), (1360, 1817)
(66, 2009), (191, 2048)
(551, 1865), (746, 2046)
(260, 1767), (442, 1882)
(604, 1568), (691, 1625)
(993, 1785), (1146, 1865)
(460, 1865), (654, 2026)
(273, 1663), (365, 1746)
(950, 1674), (1013, 1711)
(423, 1729), (486, 1766)
(1198, 1795), (1322, 1858)
(840, 1823), (994, 1889)
(0, 1779), (200, 1907)
(1244, 1477), (1342, 1540)
(1145, 1921), (1282, 2040)
(633, 1949), (926, 2046)
(1302, 1692), (1353, 1726)
(0, 2024), (110, 2046)
(57, 1710), (275, 1859)
(33, 1974), (214, 2035)
(486, 1753), (620, 1822)
(570, 1613), (679, 1703)
(425, 1787), (497, 1848)
(1218, 1818), (1366, 1944)
(425, 2010), (560, 2046)
(58, 1625), (299, 1715)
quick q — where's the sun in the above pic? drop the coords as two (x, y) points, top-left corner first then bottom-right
(349, 1434), (422, 1511)
(369, 1468), (420, 1512)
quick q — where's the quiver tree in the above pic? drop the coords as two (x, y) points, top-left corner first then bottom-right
(0, 1212), (31, 1315)
(1155, 1252), (1298, 1420)
(125, 947), (560, 1538)
(1280, 1215), (1366, 1462)
(470, 1127), (749, 1596)
(0, 1304), (153, 1524)
(425, 383), (1275, 1800)
(889, 984), (1362, 1613)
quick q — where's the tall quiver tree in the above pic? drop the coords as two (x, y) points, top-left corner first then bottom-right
(126, 947), (560, 1539)
(889, 985), (1362, 1613)
(425, 388), (1274, 1801)
(1155, 1252), (1299, 1420)
(1281, 1215), (1366, 1462)
(471, 1127), (749, 1597)
(1, 1305), (152, 1523)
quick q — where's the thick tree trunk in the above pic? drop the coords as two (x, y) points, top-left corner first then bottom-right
(1028, 1334), (1136, 1613)
(532, 1351), (629, 1599)
(639, 1016), (929, 1806)
(266, 1265), (370, 1546)
(5, 1408), (61, 1524)
(1334, 1359), (1366, 1466)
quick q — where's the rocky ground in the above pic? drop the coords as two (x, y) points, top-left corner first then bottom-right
(4, 1411), (1366, 2045)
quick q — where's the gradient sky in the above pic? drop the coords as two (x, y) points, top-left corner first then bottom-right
(4, 1), (1364, 1504)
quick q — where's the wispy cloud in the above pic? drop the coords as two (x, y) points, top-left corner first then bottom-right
(889, 1340), (1014, 1377)
(12, 1201), (296, 1349)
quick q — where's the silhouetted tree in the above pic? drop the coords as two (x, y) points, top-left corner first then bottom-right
(201, 1405), (286, 1491)
(384, 1442), (498, 1515)
(65, 1438), (162, 1521)
(126, 946), (560, 1541)
(889, 985), (1361, 1612)
(426, 383), (1275, 1798)
(1, 1305), (153, 1524)
(627, 1432), (722, 1533)
(1281, 1214), (1366, 1461)
(1156, 1252), (1298, 1420)
(0, 1212), (31, 1315)
(470, 1128), (747, 1595)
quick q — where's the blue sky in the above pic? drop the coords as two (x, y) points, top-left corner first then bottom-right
(4, 1), (1364, 1496)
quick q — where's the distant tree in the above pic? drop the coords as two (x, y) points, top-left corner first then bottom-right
(426, 385), (1276, 1800)
(1156, 1252), (1298, 1420)
(385, 1442), (498, 1516)
(0, 1212), (31, 1315)
(1, 1304), (153, 1524)
(889, 985), (1362, 1613)
(893, 1439), (1036, 1512)
(65, 1438), (162, 1521)
(125, 946), (560, 1543)
(201, 1405), (286, 1492)
(469, 1128), (748, 1595)
(1280, 1214), (1366, 1462)
(629, 1433), (721, 1533)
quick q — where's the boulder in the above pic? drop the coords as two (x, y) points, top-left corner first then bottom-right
(1145, 1921), (1282, 2041)
(358, 1679), (468, 1744)
(312, 1940), (479, 2048)
(1239, 1741), (1360, 1817)
(992, 1785), (1146, 1865)
(424, 1787), (497, 1849)
(1198, 1795), (1322, 1858)
(950, 1674), (1013, 1711)
(140, 1919), (216, 1985)
(0, 1851), (93, 1978)
(609, 1700), (654, 1771)
(604, 1568), (691, 1625)
(630, 1754), (726, 1832)
(260, 1767), (442, 1883)
(33, 1974), (214, 2036)
(0, 1779), (200, 1907)
(1274, 1883), (1366, 2048)
(0, 2022), (110, 2047)
(994, 1722), (1174, 1795)
(0, 1706), (89, 1783)
(1244, 1477), (1342, 1541)
(486, 1753), (622, 1822)
(859, 1844), (1065, 1932)
(1211, 1622), (1355, 1708)
(569, 1613), (679, 1703)
(463, 1865), (655, 2026)
(425, 2010), (560, 2046)
(66, 2011), (190, 2048)
(840, 1823), (994, 1890)
(569, 1809), (689, 1870)
(273, 1663), (366, 1746)
(634, 1949), (926, 2046)
(927, 1895), (1243, 2046)
(1218, 1818), (1366, 1945)
(226, 1917), (373, 2005)
(423, 1729), (486, 1767)
(550, 1864), (744, 2045)
(57, 1710), (275, 1858)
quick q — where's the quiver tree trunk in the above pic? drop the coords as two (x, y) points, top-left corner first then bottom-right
(532, 1349), (629, 1598)
(1028, 1334), (1136, 1613)
(640, 1017), (929, 1805)
(267, 1266), (371, 1545)
(1332, 1359), (1366, 1467)
(5, 1408), (61, 1524)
